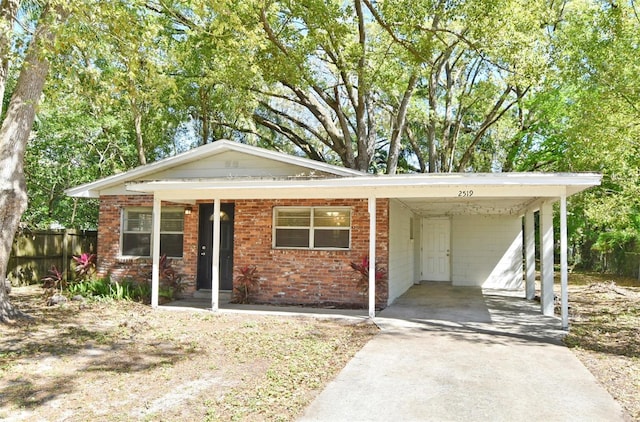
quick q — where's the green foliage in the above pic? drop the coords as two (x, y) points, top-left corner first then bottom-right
(21, 0), (186, 230)
(23, 84), (128, 229)
(592, 231), (638, 255)
(67, 277), (150, 302)
(538, 2), (640, 274)
(5, 0), (640, 277)
(159, 286), (175, 301)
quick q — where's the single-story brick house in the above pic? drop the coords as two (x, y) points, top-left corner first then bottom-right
(66, 140), (600, 326)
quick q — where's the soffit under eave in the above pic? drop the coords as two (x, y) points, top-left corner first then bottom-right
(131, 182), (573, 201)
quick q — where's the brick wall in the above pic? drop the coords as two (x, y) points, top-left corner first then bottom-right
(97, 195), (197, 293)
(234, 198), (389, 308)
(98, 195), (389, 308)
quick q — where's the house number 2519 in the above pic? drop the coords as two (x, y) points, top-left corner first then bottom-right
(457, 190), (474, 197)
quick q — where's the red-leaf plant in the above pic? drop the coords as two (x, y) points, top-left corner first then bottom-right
(159, 254), (183, 298)
(41, 265), (66, 295)
(72, 253), (96, 280)
(350, 256), (387, 302)
(232, 265), (260, 304)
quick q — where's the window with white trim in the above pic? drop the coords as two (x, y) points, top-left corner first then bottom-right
(121, 207), (184, 257)
(273, 207), (351, 249)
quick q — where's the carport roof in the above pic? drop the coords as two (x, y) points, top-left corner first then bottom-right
(125, 172), (601, 216)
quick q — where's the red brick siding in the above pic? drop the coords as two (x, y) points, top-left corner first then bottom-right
(97, 195), (197, 293)
(234, 199), (389, 308)
(97, 195), (389, 308)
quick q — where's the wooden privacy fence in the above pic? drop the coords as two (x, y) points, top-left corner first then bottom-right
(8, 229), (97, 285)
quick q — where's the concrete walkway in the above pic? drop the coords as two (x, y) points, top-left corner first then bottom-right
(299, 282), (628, 422)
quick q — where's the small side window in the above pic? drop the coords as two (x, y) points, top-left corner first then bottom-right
(121, 207), (184, 258)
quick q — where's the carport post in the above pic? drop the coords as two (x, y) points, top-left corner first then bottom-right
(560, 195), (569, 329)
(151, 195), (161, 308)
(524, 210), (536, 300)
(211, 198), (221, 311)
(539, 201), (554, 316)
(368, 196), (376, 319)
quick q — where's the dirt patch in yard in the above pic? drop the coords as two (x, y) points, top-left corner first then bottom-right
(0, 286), (378, 421)
(3, 274), (639, 421)
(563, 273), (640, 421)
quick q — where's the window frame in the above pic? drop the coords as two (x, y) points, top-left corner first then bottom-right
(272, 206), (352, 250)
(120, 207), (185, 258)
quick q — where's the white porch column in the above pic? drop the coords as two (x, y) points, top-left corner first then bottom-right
(151, 196), (161, 308)
(368, 196), (376, 319)
(524, 210), (536, 300)
(211, 198), (221, 311)
(560, 195), (569, 329)
(539, 201), (554, 316)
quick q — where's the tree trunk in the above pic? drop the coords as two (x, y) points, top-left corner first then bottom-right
(354, 0), (373, 172)
(0, 4), (60, 323)
(132, 102), (147, 165)
(386, 72), (418, 175)
(427, 79), (438, 173)
(0, 0), (20, 118)
(199, 86), (211, 145)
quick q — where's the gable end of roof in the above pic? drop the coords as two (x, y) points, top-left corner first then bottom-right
(65, 140), (365, 198)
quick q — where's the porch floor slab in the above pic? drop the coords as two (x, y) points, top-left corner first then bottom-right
(161, 297), (369, 319)
(299, 282), (627, 422)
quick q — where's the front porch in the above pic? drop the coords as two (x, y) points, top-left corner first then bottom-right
(161, 290), (369, 318)
(159, 281), (565, 340)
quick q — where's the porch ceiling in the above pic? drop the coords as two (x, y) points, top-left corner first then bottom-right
(396, 196), (541, 216)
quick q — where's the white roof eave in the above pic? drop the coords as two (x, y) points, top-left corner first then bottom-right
(124, 173), (601, 201)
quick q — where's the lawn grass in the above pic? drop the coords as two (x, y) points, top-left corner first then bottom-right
(0, 286), (378, 421)
(2, 273), (639, 421)
(563, 273), (640, 421)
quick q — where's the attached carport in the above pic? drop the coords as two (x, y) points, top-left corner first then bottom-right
(384, 173), (600, 329)
(128, 172), (600, 328)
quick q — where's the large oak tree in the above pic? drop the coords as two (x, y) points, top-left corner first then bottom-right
(0, 1), (66, 322)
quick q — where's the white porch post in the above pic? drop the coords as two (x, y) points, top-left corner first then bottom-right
(368, 196), (376, 319)
(211, 198), (221, 311)
(539, 201), (555, 316)
(560, 195), (569, 329)
(151, 196), (161, 308)
(524, 210), (536, 300)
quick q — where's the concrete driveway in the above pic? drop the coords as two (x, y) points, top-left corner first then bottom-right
(299, 282), (628, 422)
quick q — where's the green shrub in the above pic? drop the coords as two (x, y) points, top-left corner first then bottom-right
(66, 277), (150, 302)
(159, 287), (174, 301)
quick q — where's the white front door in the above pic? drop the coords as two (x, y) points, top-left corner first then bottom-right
(422, 218), (451, 281)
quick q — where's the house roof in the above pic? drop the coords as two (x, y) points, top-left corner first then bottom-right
(126, 172), (601, 196)
(125, 172), (601, 216)
(66, 139), (601, 216)
(65, 140), (366, 198)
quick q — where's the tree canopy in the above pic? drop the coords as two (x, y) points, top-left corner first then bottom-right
(3, 0), (640, 273)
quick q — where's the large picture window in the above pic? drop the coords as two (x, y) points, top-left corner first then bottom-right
(121, 208), (184, 257)
(274, 207), (351, 249)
